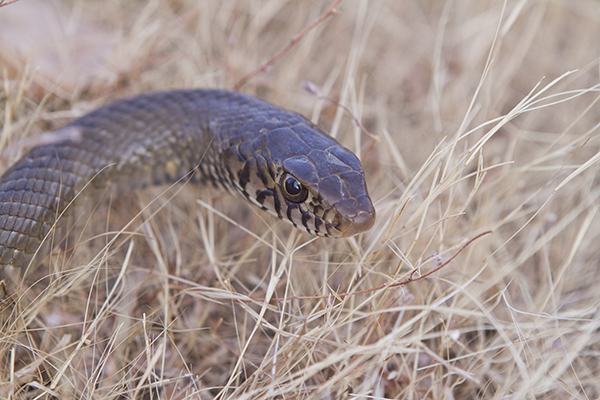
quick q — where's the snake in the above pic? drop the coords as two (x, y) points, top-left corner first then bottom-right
(0, 89), (375, 279)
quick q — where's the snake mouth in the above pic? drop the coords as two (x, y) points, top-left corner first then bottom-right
(340, 210), (376, 237)
(323, 192), (376, 237)
(325, 209), (376, 238)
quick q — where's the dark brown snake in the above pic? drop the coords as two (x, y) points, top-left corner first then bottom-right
(0, 89), (375, 279)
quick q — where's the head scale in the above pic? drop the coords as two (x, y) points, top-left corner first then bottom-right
(222, 116), (375, 237)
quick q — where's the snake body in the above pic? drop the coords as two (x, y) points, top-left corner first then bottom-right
(0, 89), (375, 275)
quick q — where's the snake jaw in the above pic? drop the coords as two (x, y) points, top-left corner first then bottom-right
(337, 209), (376, 238)
(319, 193), (376, 238)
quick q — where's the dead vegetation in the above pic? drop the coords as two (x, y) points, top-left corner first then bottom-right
(1, 0), (600, 398)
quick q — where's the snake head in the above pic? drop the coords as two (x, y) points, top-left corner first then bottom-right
(278, 146), (376, 238)
(224, 118), (376, 238)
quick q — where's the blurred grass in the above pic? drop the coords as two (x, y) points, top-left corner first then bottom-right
(1, 0), (600, 398)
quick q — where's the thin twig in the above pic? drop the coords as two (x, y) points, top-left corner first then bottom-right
(267, 230), (492, 302)
(302, 80), (379, 160)
(0, 0), (19, 8)
(234, 0), (343, 90)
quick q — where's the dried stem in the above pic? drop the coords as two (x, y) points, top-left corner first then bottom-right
(267, 231), (492, 302)
(234, 0), (343, 90)
(0, 0), (19, 8)
(302, 80), (379, 160)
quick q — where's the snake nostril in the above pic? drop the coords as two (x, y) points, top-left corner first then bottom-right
(334, 199), (359, 217)
(345, 207), (376, 237)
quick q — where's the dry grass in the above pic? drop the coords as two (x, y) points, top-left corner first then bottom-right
(1, 0), (600, 398)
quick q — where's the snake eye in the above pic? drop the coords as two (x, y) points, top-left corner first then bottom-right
(281, 174), (308, 203)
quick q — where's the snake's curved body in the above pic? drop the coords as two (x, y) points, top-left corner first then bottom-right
(0, 89), (375, 275)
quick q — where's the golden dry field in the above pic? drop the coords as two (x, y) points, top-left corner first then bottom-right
(1, 0), (600, 398)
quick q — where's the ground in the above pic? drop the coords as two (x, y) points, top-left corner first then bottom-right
(1, 0), (600, 398)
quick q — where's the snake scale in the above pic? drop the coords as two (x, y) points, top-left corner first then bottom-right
(0, 89), (375, 279)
